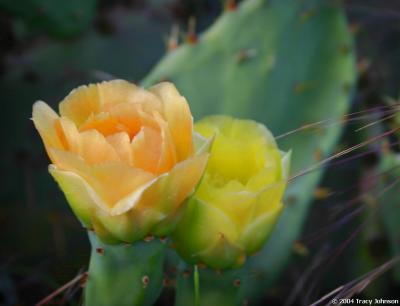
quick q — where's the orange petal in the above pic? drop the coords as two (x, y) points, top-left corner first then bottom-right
(57, 117), (80, 153)
(131, 127), (162, 174)
(79, 130), (120, 164)
(109, 103), (157, 137)
(79, 112), (129, 137)
(164, 153), (209, 210)
(50, 164), (159, 242)
(59, 84), (100, 126)
(97, 80), (162, 113)
(106, 132), (133, 165)
(149, 82), (194, 161)
(86, 163), (156, 212)
(143, 153), (209, 235)
(56, 117), (124, 165)
(154, 113), (177, 173)
(49, 149), (155, 210)
(58, 80), (161, 127)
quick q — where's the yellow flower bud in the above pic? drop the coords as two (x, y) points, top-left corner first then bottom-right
(173, 115), (291, 269)
(32, 80), (210, 243)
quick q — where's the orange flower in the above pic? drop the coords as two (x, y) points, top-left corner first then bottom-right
(32, 80), (210, 243)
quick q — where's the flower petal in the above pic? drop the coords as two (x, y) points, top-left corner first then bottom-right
(79, 112), (129, 137)
(79, 130), (120, 164)
(195, 232), (245, 269)
(49, 165), (139, 243)
(59, 84), (100, 126)
(131, 127), (162, 173)
(106, 132), (133, 165)
(149, 82), (194, 161)
(98, 80), (162, 112)
(281, 150), (292, 179)
(252, 180), (285, 216)
(57, 117), (80, 153)
(111, 152), (209, 217)
(153, 113), (177, 173)
(56, 119), (123, 164)
(49, 165), (94, 228)
(193, 132), (213, 155)
(147, 153), (210, 235)
(195, 115), (277, 185)
(109, 102), (159, 137)
(196, 178), (257, 233)
(32, 101), (64, 152)
(238, 203), (283, 255)
(62, 156), (206, 238)
(49, 149), (155, 211)
(58, 80), (162, 127)
(173, 197), (239, 268)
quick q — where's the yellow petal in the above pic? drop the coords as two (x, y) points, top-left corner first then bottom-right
(173, 197), (239, 267)
(149, 82), (194, 161)
(246, 166), (279, 192)
(95, 209), (145, 242)
(32, 101), (63, 152)
(195, 232), (245, 269)
(238, 203), (283, 254)
(196, 178), (257, 232)
(193, 132), (214, 155)
(173, 115), (289, 268)
(49, 164), (94, 228)
(50, 165), (142, 243)
(252, 180), (286, 216)
(196, 115), (277, 185)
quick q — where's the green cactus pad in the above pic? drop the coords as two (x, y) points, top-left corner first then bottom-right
(84, 232), (165, 306)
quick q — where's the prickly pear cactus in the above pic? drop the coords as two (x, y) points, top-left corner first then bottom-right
(84, 233), (165, 306)
(142, 0), (356, 304)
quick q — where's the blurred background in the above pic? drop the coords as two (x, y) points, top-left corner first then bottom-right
(1, 0), (400, 305)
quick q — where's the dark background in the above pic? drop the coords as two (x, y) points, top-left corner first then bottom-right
(1, 0), (400, 305)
